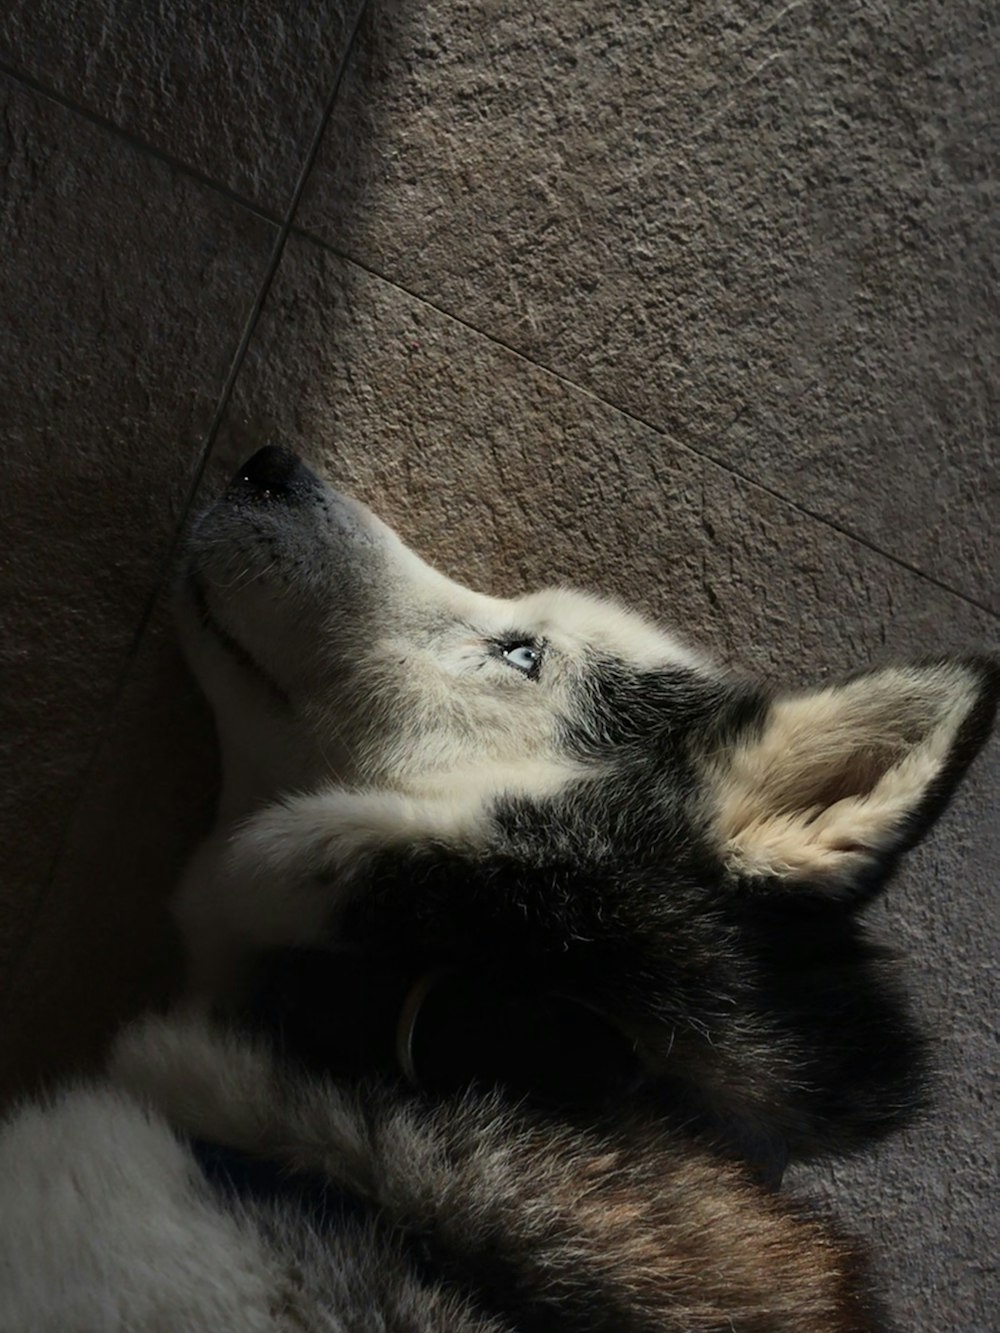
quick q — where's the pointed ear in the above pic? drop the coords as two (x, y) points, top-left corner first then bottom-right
(708, 658), (998, 898)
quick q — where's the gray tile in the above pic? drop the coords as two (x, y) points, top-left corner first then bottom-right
(0, 76), (277, 986)
(797, 739), (1000, 1333)
(0, 612), (215, 1098)
(0, 0), (363, 212)
(299, 0), (999, 606)
(218, 235), (996, 677)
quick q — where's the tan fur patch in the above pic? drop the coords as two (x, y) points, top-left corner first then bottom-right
(711, 665), (980, 889)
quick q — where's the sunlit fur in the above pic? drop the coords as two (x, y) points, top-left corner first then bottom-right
(1, 450), (995, 1332)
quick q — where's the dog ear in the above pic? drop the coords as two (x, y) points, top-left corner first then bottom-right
(708, 658), (998, 899)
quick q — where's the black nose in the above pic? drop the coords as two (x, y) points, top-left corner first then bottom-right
(230, 445), (309, 498)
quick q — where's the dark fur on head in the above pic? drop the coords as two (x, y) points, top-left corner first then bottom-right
(248, 656), (999, 1167)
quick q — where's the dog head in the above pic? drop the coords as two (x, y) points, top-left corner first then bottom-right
(178, 445), (710, 807)
(176, 446), (998, 1159)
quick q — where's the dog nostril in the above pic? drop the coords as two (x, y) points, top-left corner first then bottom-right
(233, 445), (305, 496)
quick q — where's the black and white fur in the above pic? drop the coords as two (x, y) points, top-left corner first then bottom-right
(1, 447), (995, 1332)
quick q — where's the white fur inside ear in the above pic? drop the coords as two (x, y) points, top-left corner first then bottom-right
(711, 664), (981, 891)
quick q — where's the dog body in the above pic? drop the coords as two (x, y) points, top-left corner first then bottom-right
(1, 448), (995, 1331)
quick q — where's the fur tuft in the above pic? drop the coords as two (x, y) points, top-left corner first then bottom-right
(113, 1014), (883, 1333)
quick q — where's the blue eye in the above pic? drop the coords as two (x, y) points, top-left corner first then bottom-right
(503, 644), (540, 674)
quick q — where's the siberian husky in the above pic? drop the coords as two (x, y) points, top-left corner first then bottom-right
(1, 446), (995, 1332)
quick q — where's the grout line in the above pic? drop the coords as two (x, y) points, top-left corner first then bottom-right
(134, 0), (372, 600)
(0, 0), (372, 1008)
(0, 58), (283, 226)
(289, 224), (1000, 625)
(5, 35), (987, 622)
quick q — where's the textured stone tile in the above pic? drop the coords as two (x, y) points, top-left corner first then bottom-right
(300, 0), (999, 606)
(797, 737), (1000, 1333)
(208, 235), (993, 1330)
(0, 612), (216, 1099)
(0, 77), (276, 987)
(216, 237), (996, 676)
(0, 0), (363, 211)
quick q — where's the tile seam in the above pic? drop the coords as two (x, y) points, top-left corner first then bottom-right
(0, 58), (282, 225)
(0, 0), (373, 1011)
(289, 227), (1000, 625)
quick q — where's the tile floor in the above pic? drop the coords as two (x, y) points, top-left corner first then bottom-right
(0, 2), (996, 1328)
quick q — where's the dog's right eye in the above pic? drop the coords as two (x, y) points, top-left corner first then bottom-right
(504, 644), (540, 674)
(490, 638), (543, 679)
